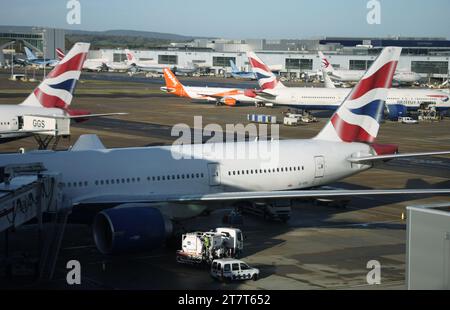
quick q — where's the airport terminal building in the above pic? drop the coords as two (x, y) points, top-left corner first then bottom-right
(95, 37), (450, 80)
(0, 25), (65, 65)
(0, 25), (448, 81)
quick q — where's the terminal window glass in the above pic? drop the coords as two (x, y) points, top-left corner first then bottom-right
(213, 57), (236, 67)
(113, 53), (127, 62)
(349, 60), (373, 70)
(158, 55), (178, 65)
(411, 61), (448, 75)
(285, 58), (313, 70)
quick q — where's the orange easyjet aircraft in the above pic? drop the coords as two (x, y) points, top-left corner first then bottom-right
(160, 68), (261, 106)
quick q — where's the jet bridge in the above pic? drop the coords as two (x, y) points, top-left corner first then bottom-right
(0, 163), (71, 281)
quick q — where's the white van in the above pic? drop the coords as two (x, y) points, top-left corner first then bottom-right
(211, 258), (259, 282)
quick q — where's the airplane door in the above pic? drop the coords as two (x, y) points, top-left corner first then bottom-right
(314, 156), (325, 178)
(207, 163), (221, 186)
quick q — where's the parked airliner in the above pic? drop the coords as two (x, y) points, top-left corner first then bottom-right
(319, 51), (365, 82)
(1, 47), (449, 255)
(230, 60), (257, 80)
(125, 49), (173, 74)
(160, 68), (260, 106)
(319, 51), (422, 85)
(0, 43), (125, 143)
(24, 47), (58, 67)
(57, 49), (129, 72)
(247, 52), (450, 117)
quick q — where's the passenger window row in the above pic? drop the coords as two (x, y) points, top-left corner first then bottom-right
(146, 173), (205, 182)
(62, 172), (206, 188)
(227, 166), (304, 176)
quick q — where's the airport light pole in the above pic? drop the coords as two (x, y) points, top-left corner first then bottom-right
(10, 48), (14, 78)
(43, 29), (46, 79)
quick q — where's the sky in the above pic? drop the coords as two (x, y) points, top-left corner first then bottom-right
(1, 0), (450, 39)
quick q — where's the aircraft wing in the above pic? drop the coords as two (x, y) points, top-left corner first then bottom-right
(0, 129), (56, 134)
(348, 151), (450, 164)
(28, 113), (127, 120)
(74, 188), (450, 205)
(253, 90), (278, 100)
(196, 93), (224, 99)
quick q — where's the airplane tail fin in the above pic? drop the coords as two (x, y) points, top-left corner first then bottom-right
(20, 42), (90, 109)
(230, 60), (239, 73)
(124, 49), (137, 64)
(162, 68), (188, 97)
(247, 52), (285, 90)
(56, 48), (65, 61)
(322, 68), (336, 89)
(318, 51), (334, 73)
(24, 47), (37, 60)
(315, 47), (401, 143)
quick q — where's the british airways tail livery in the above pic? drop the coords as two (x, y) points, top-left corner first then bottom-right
(21, 43), (89, 110)
(56, 48), (65, 61)
(0, 43), (126, 143)
(316, 47), (400, 143)
(247, 52), (285, 90)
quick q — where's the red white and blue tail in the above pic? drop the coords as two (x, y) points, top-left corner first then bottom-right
(56, 48), (65, 61)
(247, 52), (285, 90)
(20, 42), (90, 109)
(315, 47), (401, 143)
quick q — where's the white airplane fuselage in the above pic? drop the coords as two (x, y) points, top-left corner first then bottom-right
(259, 87), (450, 111)
(394, 72), (422, 84)
(329, 70), (365, 82)
(182, 86), (260, 104)
(0, 139), (373, 210)
(0, 105), (65, 141)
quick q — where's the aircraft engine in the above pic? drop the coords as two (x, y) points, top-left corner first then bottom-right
(93, 205), (173, 254)
(222, 97), (237, 106)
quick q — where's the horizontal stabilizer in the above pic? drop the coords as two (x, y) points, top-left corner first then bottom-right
(66, 112), (128, 119)
(27, 112), (127, 120)
(348, 151), (450, 164)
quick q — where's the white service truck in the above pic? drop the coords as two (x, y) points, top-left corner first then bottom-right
(176, 228), (243, 265)
(398, 116), (418, 124)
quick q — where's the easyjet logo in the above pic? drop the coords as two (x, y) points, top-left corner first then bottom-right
(166, 70), (178, 86)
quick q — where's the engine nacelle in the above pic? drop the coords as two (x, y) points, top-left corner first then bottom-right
(93, 205), (173, 255)
(222, 97), (237, 106)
